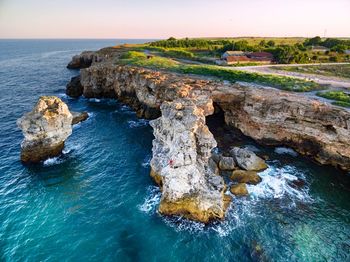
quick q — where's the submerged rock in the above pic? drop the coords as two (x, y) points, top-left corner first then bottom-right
(17, 96), (73, 163)
(66, 75), (83, 98)
(71, 111), (89, 125)
(230, 147), (268, 171)
(231, 170), (262, 185)
(230, 183), (249, 196)
(150, 99), (229, 223)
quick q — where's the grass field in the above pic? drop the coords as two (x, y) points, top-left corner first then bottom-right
(117, 51), (323, 92)
(274, 64), (350, 79)
(317, 90), (350, 108)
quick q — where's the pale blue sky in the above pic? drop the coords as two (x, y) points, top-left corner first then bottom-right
(0, 0), (349, 38)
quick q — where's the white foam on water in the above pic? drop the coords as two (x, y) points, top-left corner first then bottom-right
(89, 98), (101, 103)
(138, 186), (161, 213)
(127, 119), (149, 128)
(274, 147), (298, 157)
(57, 93), (68, 99)
(163, 216), (205, 234)
(210, 204), (241, 237)
(247, 165), (312, 202)
(139, 163), (312, 236)
(43, 157), (63, 166)
(72, 123), (81, 130)
(142, 155), (152, 168)
(63, 143), (82, 155)
(120, 105), (133, 112)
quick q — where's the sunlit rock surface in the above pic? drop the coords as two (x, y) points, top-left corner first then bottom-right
(17, 96), (73, 163)
(150, 99), (228, 223)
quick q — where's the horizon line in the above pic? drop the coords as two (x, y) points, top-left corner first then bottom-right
(1, 36), (350, 40)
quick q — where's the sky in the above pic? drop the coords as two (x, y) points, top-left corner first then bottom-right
(0, 0), (349, 39)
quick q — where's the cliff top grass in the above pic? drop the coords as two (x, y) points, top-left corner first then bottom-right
(117, 51), (324, 92)
(317, 90), (350, 108)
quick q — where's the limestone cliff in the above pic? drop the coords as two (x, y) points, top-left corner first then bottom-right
(65, 51), (350, 222)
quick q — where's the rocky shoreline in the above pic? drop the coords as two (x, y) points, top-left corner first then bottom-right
(18, 47), (350, 223)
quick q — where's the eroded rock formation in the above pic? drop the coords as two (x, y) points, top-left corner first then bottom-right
(17, 96), (88, 163)
(17, 96), (73, 163)
(150, 99), (229, 223)
(65, 50), (350, 222)
(67, 51), (101, 69)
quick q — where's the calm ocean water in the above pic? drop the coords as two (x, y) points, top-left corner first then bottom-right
(0, 40), (349, 262)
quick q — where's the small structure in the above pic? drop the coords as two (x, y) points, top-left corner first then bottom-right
(311, 46), (330, 52)
(345, 50), (350, 55)
(221, 51), (245, 59)
(246, 52), (274, 62)
(219, 50), (273, 65)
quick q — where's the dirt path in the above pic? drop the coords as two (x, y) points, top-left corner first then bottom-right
(225, 63), (350, 90)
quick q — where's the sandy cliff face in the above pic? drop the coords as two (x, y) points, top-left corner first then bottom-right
(66, 51), (350, 222)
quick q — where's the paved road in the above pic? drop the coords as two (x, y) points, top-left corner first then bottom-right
(225, 63), (350, 89)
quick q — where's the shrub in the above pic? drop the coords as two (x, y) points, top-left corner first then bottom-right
(317, 91), (350, 103)
(329, 56), (338, 62)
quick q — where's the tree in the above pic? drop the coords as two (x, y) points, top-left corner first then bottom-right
(167, 37), (176, 41)
(329, 56), (338, 62)
(259, 40), (266, 47)
(267, 40), (275, 47)
(304, 36), (322, 46)
(272, 45), (298, 64)
(234, 40), (249, 51)
(331, 44), (346, 54)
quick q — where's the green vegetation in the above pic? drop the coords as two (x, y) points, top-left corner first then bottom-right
(117, 51), (323, 92)
(317, 91), (350, 108)
(274, 64), (350, 79)
(148, 36), (350, 65)
(119, 51), (178, 69)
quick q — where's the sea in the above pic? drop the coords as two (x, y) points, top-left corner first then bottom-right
(0, 39), (349, 261)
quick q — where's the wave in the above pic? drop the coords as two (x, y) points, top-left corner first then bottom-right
(274, 147), (298, 157)
(127, 119), (149, 128)
(139, 162), (313, 236)
(138, 186), (161, 213)
(247, 165), (312, 202)
(43, 157), (63, 166)
(89, 98), (101, 103)
(142, 155), (152, 168)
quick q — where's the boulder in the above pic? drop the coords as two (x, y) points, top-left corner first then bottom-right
(71, 111), (89, 125)
(231, 170), (262, 185)
(66, 75), (83, 98)
(230, 147), (268, 171)
(218, 156), (236, 171)
(230, 183), (249, 196)
(17, 96), (73, 163)
(211, 151), (221, 164)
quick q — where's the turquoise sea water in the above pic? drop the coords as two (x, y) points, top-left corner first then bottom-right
(0, 40), (349, 261)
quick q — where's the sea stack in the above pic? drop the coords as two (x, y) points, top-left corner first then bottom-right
(17, 96), (73, 163)
(150, 99), (230, 223)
